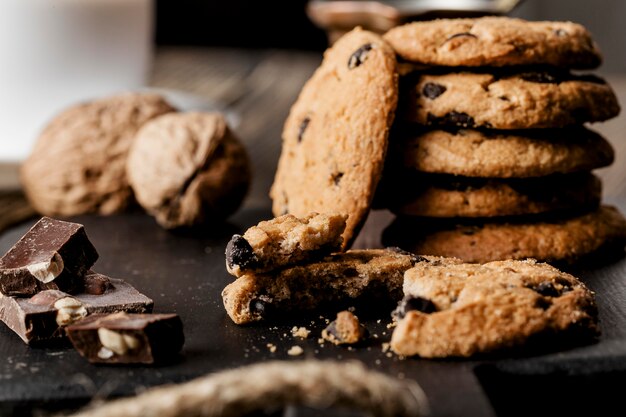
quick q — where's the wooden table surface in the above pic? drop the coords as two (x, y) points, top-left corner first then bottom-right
(1, 48), (626, 416)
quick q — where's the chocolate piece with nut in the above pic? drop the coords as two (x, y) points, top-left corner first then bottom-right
(0, 274), (153, 345)
(67, 312), (184, 364)
(0, 217), (98, 296)
(322, 311), (368, 345)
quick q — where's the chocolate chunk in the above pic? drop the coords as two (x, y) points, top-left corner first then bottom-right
(225, 235), (258, 271)
(444, 32), (478, 42)
(393, 296), (437, 319)
(298, 117), (310, 143)
(331, 172), (344, 185)
(66, 312), (184, 364)
(249, 298), (271, 318)
(348, 43), (373, 69)
(321, 311), (368, 345)
(343, 267), (359, 277)
(0, 217), (99, 296)
(427, 112), (475, 128)
(0, 276), (153, 345)
(535, 297), (552, 310)
(422, 83), (447, 99)
(533, 281), (561, 297)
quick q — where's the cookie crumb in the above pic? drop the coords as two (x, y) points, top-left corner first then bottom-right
(287, 345), (304, 356)
(291, 326), (311, 339)
(382, 343), (391, 353)
(321, 311), (368, 345)
(266, 343), (277, 353)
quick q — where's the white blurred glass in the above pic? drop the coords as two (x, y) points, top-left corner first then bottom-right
(0, 0), (153, 161)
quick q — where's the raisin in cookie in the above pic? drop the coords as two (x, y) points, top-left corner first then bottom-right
(391, 258), (598, 358)
(393, 127), (614, 178)
(21, 93), (176, 216)
(382, 205), (626, 263)
(384, 17), (602, 69)
(270, 28), (398, 249)
(127, 112), (250, 229)
(381, 173), (601, 218)
(225, 213), (347, 277)
(402, 71), (619, 129)
(221, 249), (424, 325)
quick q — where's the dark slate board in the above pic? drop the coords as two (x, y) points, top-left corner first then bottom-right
(1, 210), (625, 417)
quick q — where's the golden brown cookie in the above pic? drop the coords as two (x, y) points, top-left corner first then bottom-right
(401, 71), (619, 129)
(222, 248), (422, 325)
(382, 206), (626, 263)
(384, 17), (602, 68)
(225, 213), (348, 277)
(270, 28), (398, 249)
(393, 127), (614, 178)
(391, 258), (598, 358)
(21, 93), (176, 216)
(381, 173), (601, 218)
(126, 112), (250, 228)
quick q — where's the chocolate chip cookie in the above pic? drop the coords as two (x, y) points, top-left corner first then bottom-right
(383, 17), (602, 69)
(402, 71), (619, 129)
(391, 258), (598, 358)
(393, 127), (614, 178)
(222, 248), (423, 324)
(381, 173), (601, 218)
(225, 213), (347, 277)
(270, 28), (398, 249)
(382, 205), (626, 263)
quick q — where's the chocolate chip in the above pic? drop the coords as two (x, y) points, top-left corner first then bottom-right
(533, 281), (561, 297)
(422, 82), (447, 99)
(444, 32), (478, 43)
(344, 267), (359, 277)
(427, 112), (475, 128)
(225, 235), (258, 270)
(249, 298), (269, 317)
(331, 172), (344, 185)
(348, 43), (373, 69)
(520, 72), (559, 84)
(298, 117), (310, 143)
(535, 297), (552, 310)
(393, 296), (437, 319)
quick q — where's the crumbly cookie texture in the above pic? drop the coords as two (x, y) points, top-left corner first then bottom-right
(384, 17), (602, 68)
(391, 258), (599, 358)
(402, 71), (619, 129)
(381, 173), (601, 218)
(225, 213), (348, 277)
(21, 93), (176, 216)
(322, 311), (368, 345)
(126, 112), (250, 229)
(382, 205), (626, 263)
(393, 128), (614, 178)
(221, 249), (427, 325)
(270, 28), (398, 249)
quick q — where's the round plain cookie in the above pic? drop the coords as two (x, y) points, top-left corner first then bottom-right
(382, 205), (626, 264)
(270, 28), (398, 249)
(383, 17), (602, 69)
(21, 93), (176, 216)
(384, 173), (601, 218)
(393, 127), (614, 178)
(127, 112), (250, 229)
(402, 71), (619, 129)
(391, 258), (598, 358)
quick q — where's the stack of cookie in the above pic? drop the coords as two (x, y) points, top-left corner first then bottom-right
(378, 17), (626, 263)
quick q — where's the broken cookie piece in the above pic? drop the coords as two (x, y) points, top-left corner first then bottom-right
(0, 217), (99, 296)
(225, 213), (347, 277)
(0, 274), (153, 345)
(67, 312), (184, 364)
(222, 249), (433, 324)
(322, 311), (368, 345)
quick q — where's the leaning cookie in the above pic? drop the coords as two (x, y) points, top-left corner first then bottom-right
(391, 258), (599, 358)
(384, 17), (602, 69)
(393, 127), (614, 178)
(225, 213), (347, 277)
(21, 93), (176, 216)
(381, 173), (601, 218)
(126, 112), (251, 229)
(402, 71), (619, 129)
(270, 28), (398, 249)
(382, 205), (626, 263)
(221, 249), (427, 325)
